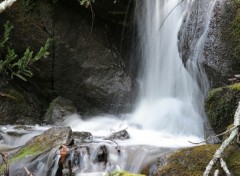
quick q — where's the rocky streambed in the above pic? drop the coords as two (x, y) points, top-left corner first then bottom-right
(0, 125), (174, 176)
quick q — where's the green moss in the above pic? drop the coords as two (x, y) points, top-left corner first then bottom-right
(158, 144), (240, 176)
(229, 0), (240, 62)
(158, 145), (219, 176)
(205, 83), (240, 136)
(108, 170), (145, 176)
(229, 83), (240, 90)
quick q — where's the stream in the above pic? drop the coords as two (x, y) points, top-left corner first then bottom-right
(0, 0), (219, 175)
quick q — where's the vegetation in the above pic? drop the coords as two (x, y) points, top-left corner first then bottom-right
(0, 21), (51, 82)
(157, 144), (240, 176)
(108, 170), (144, 176)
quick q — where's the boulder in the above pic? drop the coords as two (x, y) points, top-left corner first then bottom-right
(0, 0), (134, 117)
(44, 96), (77, 125)
(156, 144), (240, 176)
(105, 130), (130, 140)
(179, 0), (240, 88)
(13, 126), (72, 161)
(205, 83), (240, 136)
(72, 131), (93, 144)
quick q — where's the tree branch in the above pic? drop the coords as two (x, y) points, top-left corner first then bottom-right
(203, 101), (240, 176)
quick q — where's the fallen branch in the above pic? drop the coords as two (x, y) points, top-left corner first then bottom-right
(0, 0), (18, 13)
(220, 158), (231, 175)
(24, 167), (33, 176)
(188, 125), (239, 145)
(203, 101), (240, 176)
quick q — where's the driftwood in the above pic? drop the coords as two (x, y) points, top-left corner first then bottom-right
(0, 0), (18, 13)
(203, 101), (240, 176)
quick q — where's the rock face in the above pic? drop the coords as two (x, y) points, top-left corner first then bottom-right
(0, 88), (42, 125)
(0, 0), (134, 121)
(44, 96), (77, 125)
(205, 83), (240, 135)
(179, 0), (240, 88)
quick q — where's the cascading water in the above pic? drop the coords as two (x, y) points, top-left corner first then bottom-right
(3, 0), (220, 175)
(67, 0), (206, 147)
(131, 0), (205, 138)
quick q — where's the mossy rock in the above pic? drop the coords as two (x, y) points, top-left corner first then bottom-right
(109, 170), (145, 176)
(0, 126), (72, 173)
(157, 144), (240, 176)
(205, 83), (240, 136)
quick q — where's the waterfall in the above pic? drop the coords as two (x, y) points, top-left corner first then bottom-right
(131, 0), (205, 138)
(66, 0), (218, 147)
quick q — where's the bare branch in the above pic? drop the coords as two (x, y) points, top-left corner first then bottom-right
(203, 101), (240, 176)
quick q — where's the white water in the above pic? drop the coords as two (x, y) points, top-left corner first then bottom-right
(67, 0), (206, 148)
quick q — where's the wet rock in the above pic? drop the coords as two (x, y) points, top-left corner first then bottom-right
(96, 145), (108, 164)
(105, 130), (130, 140)
(72, 131), (93, 144)
(14, 126), (72, 160)
(44, 97), (77, 125)
(13, 125), (33, 131)
(6, 131), (28, 137)
(179, 0), (240, 88)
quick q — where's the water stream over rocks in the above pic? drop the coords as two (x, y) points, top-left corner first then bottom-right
(0, 0), (219, 175)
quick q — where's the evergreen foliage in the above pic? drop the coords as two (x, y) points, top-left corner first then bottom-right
(0, 21), (51, 82)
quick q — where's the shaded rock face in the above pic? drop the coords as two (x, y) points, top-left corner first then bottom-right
(0, 88), (42, 125)
(53, 1), (133, 115)
(179, 0), (240, 88)
(0, 0), (134, 120)
(44, 96), (77, 125)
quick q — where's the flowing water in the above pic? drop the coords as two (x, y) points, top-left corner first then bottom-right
(68, 0), (206, 147)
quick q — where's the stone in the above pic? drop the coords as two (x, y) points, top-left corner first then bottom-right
(72, 131), (93, 144)
(205, 83), (240, 136)
(0, 88), (42, 125)
(14, 126), (72, 160)
(105, 130), (130, 140)
(44, 96), (77, 125)
(179, 0), (240, 88)
(0, 0), (135, 117)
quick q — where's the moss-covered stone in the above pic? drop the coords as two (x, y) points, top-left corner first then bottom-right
(109, 170), (145, 176)
(157, 144), (240, 176)
(205, 83), (240, 136)
(229, 0), (240, 62)
(0, 126), (72, 173)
